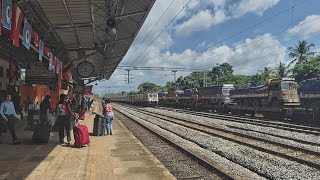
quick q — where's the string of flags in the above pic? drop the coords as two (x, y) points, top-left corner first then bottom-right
(1, 0), (64, 88)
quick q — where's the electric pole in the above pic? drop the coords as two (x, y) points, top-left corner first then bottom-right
(203, 71), (208, 87)
(172, 70), (177, 89)
(125, 69), (131, 84)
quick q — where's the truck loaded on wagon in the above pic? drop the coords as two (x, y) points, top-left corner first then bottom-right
(299, 78), (320, 110)
(196, 84), (234, 111)
(228, 78), (300, 118)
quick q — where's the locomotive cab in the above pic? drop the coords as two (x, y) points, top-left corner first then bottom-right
(269, 78), (300, 106)
(221, 84), (235, 105)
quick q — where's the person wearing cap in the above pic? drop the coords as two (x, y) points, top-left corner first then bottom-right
(0, 94), (21, 145)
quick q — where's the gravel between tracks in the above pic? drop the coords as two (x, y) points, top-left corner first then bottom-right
(115, 105), (320, 180)
(143, 107), (320, 152)
(115, 106), (265, 180)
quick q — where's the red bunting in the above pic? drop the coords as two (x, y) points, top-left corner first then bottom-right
(43, 46), (50, 57)
(52, 56), (57, 71)
(11, 4), (23, 47)
(63, 63), (73, 81)
(32, 30), (39, 47)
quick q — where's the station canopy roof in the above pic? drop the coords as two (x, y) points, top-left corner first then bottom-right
(17, 0), (155, 82)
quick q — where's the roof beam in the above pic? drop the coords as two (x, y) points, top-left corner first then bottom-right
(69, 51), (99, 63)
(62, 0), (81, 47)
(116, 10), (147, 19)
(53, 23), (93, 30)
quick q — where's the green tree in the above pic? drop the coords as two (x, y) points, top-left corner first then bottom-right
(288, 40), (315, 67)
(274, 61), (290, 79)
(292, 55), (320, 82)
(138, 82), (161, 93)
(210, 63), (234, 85)
(259, 67), (273, 81)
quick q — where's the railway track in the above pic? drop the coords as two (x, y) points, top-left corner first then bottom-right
(157, 106), (320, 136)
(114, 107), (265, 180)
(114, 103), (320, 179)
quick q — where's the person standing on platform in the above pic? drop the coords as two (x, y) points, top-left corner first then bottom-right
(40, 95), (52, 124)
(0, 94), (21, 145)
(56, 94), (75, 145)
(104, 99), (114, 135)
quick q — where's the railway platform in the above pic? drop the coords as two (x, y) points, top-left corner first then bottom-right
(0, 106), (174, 180)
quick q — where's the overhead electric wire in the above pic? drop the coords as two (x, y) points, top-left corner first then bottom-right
(169, 0), (311, 68)
(126, 0), (310, 68)
(190, 30), (320, 69)
(123, 0), (175, 65)
(187, 16), (320, 68)
(128, 30), (320, 88)
(128, 0), (192, 67)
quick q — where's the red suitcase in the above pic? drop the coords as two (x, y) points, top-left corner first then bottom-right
(73, 124), (90, 148)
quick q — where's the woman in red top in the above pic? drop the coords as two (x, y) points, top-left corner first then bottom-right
(104, 99), (114, 135)
(56, 94), (73, 145)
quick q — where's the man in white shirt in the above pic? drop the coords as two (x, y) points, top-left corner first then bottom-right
(0, 94), (21, 144)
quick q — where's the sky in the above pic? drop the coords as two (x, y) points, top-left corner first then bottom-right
(93, 0), (320, 95)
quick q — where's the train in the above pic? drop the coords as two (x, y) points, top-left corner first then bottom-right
(110, 93), (158, 106)
(110, 78), (320, 124)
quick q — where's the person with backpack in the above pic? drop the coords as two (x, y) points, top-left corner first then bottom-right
(103, 99), (114, 135)
(56, 94), (75, 145)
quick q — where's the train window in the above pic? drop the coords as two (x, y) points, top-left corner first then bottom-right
(270, 84), (280, 91)
(281, 82), (298, 90)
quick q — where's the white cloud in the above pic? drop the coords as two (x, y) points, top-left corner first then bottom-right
(111, 34), (286, 92)
(188, 34), (286, 74)
(175, 9), (228, 37)
(232, 0), (280, 17)
(99, 1), (286, 93)
(288, 15), (320, 36)
(175, 0), (280, 37)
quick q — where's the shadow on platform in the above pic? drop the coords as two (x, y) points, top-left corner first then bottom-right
(0, 120), (61, 179)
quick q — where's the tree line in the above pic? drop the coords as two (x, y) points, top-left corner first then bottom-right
(118, 40), (320, 94)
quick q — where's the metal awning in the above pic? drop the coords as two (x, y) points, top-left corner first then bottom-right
(17, 0), (155, 82)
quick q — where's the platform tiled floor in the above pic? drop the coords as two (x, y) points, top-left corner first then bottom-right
(0, 104), (174, 180)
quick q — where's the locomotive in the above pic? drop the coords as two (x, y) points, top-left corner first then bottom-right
(110, 78), (320, 123)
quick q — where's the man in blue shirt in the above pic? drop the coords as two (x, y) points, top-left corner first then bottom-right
(0, 94), (21, 144)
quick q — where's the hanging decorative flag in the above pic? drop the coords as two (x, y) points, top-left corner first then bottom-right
(57, 61), (63, 88)
(52, 56), (57, 71)
(11, 3), (23, 47)
(56, 59), (60, 74)
(22, 19), (32, 49)
(63, 63), (73, 81)
(43, 46), (50, 57)
(39, 40), (44, 62)
(32, 30), (39, 47)
(48, 52), (53, 71)
(2, 0), (12, 30)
